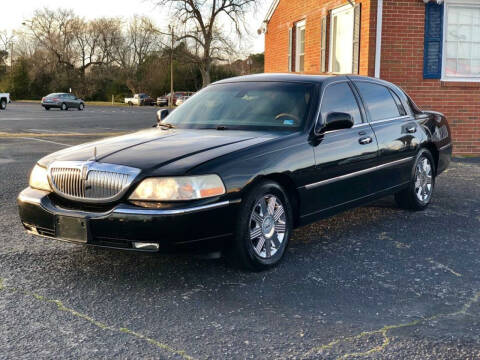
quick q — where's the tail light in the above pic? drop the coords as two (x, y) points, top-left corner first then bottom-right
(41, 97), (45, 102)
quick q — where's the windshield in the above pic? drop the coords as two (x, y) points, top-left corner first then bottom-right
(164, 82), (314, 131)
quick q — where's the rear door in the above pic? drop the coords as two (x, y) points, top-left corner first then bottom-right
(353, 80), (418, 190)
(304, 80), (378, 218)
(67, 94), (77, 107)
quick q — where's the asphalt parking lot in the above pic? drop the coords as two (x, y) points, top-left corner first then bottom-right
(1, 102), (480, 359)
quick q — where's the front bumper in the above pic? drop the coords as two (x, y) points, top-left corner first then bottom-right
(18, 187), (240, 253)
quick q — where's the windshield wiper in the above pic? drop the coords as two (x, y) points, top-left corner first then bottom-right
(158, 123), (176, 129)
(216, 125), (228, 130)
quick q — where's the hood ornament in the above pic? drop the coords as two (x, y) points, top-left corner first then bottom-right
(93, 147), (97, 162)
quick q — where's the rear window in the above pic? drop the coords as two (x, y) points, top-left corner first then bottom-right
(355, 82), (402, 121)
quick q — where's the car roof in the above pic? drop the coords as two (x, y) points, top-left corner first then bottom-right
(212, 73), (388, 86)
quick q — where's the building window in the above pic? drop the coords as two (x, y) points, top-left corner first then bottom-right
(443, 2), (480, 80)
(288, 20), (306, 72)
(295, 20), (306, 72)
(329, 4), (361, 74)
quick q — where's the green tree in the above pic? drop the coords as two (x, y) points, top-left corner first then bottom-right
(9, 57), (30, 99)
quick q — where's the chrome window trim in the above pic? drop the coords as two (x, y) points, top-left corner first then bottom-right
(321, 122), (371, 135)
(304, 156), (414, 190)
(368, 115), (411, 125)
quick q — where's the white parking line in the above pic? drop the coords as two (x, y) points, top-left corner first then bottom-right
(18, 137), (69, 146)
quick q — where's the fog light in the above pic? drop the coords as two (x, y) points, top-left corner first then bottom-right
(133, 242), (160, 251)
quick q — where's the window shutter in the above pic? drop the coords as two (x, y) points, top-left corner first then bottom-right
(288, 27), (293, 72)
(321, 16), (327, 72)
(424, 2), (444, 79)
(352, 4), (361, 74)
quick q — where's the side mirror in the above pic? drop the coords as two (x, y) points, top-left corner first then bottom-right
(155, 109), (170, 126)
(322, 112), (354, 132)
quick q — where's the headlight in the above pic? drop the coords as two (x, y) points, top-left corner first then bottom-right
(129, 175), (225, 201)
(29, 164), (52, 192)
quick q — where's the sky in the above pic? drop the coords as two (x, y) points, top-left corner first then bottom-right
(2, 0), (269, 54)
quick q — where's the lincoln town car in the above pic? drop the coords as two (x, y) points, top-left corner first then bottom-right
(18, 74), (452, 270)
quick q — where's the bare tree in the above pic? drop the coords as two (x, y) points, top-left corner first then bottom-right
(155, 0), (257, 87)
(0, 30), (15, 68)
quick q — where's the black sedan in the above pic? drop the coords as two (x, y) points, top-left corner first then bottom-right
(18, 74), (452, 270)
(41, 93), (85, 111)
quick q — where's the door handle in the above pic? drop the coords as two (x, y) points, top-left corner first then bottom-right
(359, 136), (373, 145)
(406, 126), (417, 133)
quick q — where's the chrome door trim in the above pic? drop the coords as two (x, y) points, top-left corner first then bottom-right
(304, 157), (414, 190)
(439, 143), (452, 151)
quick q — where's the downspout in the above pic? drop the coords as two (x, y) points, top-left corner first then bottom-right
(375, 0), (383, 78)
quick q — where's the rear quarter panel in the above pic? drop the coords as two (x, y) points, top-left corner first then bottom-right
(417, 111), (452, 175)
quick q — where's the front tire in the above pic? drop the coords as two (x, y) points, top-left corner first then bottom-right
(78, 103), (84, 111)
(0, 99), (6, 110)
(44, 106), (50, 110)
(61, 103), (67, 111)
(225, 181), (293, 271)
(395, 149), (435, 211)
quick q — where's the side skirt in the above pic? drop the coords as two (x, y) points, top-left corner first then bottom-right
(297, 181), (409, 227)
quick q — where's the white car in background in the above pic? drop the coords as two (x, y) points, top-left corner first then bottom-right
(175, 95), (191, 106)
(0, 93), (10, 110)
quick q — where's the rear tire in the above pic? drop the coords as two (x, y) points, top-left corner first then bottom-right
(225, 180), (293, 271)
(61, 103), (67, 111)
(0, 99), (6, 110)
(395, 149), (435, 211)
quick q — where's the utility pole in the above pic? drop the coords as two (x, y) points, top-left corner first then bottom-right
(10, 41), (13, 72)
(169, 25), (175, 109)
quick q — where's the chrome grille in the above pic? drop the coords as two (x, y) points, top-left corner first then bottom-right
(48, 161), (141, 203)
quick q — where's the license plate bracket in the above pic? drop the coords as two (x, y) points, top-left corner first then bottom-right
(56, 216), (88, 243)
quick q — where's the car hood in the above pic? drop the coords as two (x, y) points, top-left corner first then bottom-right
(38, 128), (279, 174)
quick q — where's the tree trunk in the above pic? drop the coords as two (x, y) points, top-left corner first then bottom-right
(200, 60), (212, 88)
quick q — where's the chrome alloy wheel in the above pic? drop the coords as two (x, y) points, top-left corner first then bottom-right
(249, 194), (287, 259)
(414, 156), (433, 203)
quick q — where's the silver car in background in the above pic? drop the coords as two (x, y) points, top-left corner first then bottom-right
(41, 93), (85, 111)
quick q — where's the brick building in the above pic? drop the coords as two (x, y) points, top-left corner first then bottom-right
(262, 0), (480, 155)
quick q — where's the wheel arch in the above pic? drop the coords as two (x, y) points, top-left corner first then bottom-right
(242, 173), (301, 228)
(421, 142), (439, 175)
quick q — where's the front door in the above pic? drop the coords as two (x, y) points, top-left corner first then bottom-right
(303, 81), (378, 220)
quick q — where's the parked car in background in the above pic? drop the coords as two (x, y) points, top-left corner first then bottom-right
(17, 74), (452, 271)
(0, 93), (10, 110)
(157, 91), (194, 107)
(175, 95), (191, 106)
(41, 93), (85, 111)
(125, 93), (155, 106)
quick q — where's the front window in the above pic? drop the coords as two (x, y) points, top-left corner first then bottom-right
(319, 82), (362, 127)
(444, 2), (480, 79)
(164, 82), (314, 131)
